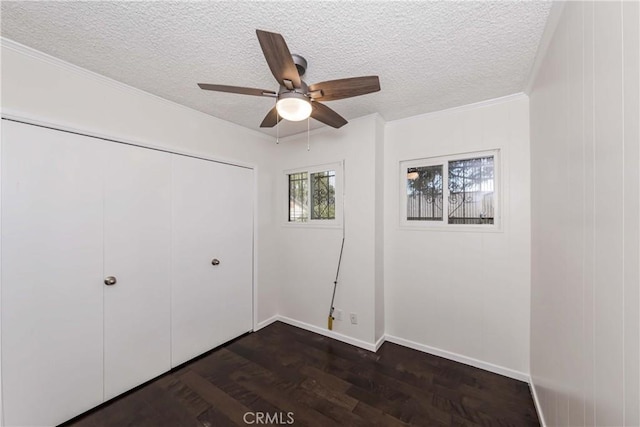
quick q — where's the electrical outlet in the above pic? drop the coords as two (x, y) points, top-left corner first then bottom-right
(335, 309), (343, 321)
(350, 313), (358, 324)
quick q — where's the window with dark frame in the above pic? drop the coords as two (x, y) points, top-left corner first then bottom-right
(288, 167), (337, 223)
(288, 172), (308, 222)
(310, 171), (336, 220)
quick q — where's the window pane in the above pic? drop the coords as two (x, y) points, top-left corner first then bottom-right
(406, 165), (443, 221)
(448, 156), (494, 224)
(288, 172), (308, 222)
(310, 170), (336, 220)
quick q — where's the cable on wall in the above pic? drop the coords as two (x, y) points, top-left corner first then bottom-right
(328, 161), (346, 330)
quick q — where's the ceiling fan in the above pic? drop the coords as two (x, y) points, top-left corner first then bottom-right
(198, 29), (381, 129)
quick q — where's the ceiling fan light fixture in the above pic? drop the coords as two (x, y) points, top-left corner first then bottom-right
(276, 93), (312, 121)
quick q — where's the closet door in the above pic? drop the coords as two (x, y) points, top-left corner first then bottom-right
(171, 155), (253, 366)
(103, 143), (172, 400)
(1, 121), (104, 426)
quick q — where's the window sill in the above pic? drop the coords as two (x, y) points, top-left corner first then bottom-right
(399, 222), (503, 233)
(282, 222), (343, 229)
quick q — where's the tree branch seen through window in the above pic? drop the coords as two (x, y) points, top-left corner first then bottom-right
(288, 167), (337, 223)
(403, 152), (497, 227)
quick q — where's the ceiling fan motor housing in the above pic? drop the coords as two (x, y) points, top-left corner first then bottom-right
(291, 54), (307, 76)
(278, 79), (309, 97)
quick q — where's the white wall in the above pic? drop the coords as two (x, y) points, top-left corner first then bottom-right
(374, 116), (385, 343)
(384, 95), (532, 378)
(529, 2), (639, 426)
(271, 115), (384, 346)
(0, 39), (280, 328)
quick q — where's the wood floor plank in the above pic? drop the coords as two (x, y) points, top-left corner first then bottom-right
(230, 369), (337, 427)
(297, 396), (370, 427)
(138, 383), (201, 427)
(351, 400), (410, 427)
(196, 406), (239, 427)
(179, 370), (252, 425)
(299, 376), (359, 410)
(231, 340), (306, 384)
(222, 348), (367, 426)
(157, 376), (211, 417)
(208, 371), (284, 415)
(65, 321), (539, 427)
(299, 365), (352, 393)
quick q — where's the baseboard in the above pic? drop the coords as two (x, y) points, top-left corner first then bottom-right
(384, 334), (530, 382)
(276, 315), (378, 352)
(255, 317), (531, 385)
(254, 315), (280, 331)
(529, 377), (547, 427)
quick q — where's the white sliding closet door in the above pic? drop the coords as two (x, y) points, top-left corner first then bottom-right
(171, 155), (253, 366)
(103, 143), (172, 400)
(1, 121), (104, 426)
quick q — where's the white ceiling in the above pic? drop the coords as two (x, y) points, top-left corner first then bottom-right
(1, 1), (552, 137)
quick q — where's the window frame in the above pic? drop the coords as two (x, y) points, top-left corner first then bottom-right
(283, 161), (343, 228)
(399, 149), (501, 232)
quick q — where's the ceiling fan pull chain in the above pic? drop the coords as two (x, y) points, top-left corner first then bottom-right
(307, 116), (310, 151)
(276, 105), (280, 144)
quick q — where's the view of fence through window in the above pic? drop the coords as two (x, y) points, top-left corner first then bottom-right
(406, 165), (443, 220)
(289, 172), (308, 222)
(448, 156), (494, 224)
(406, 155), (495, 225)
(310, 171), (336, 220)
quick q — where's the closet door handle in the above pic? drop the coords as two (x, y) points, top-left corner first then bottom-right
(104, 276), (117, 286)
(211, 259), (220, 266)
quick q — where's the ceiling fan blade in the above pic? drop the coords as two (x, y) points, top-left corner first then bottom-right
(198, 83), (276, 97)
(260, 106), (282, 128)
(308, 76), (380, 101)
(256, 29), (301, 89)
(310, 102), (348, 129)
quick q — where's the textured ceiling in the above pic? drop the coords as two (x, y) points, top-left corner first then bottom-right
(1, 1), (552, 137)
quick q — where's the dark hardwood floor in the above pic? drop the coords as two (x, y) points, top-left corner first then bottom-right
(64, 322), (539, 426)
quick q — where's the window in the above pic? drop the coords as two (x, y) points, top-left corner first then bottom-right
(286, 162), (342, 225)
(401, 150), (499, 229)
(406, 165), (443, 221)
(288, 172), (308, 221)
(310, 170), (336, 220)
(447, 156), (495, 225)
